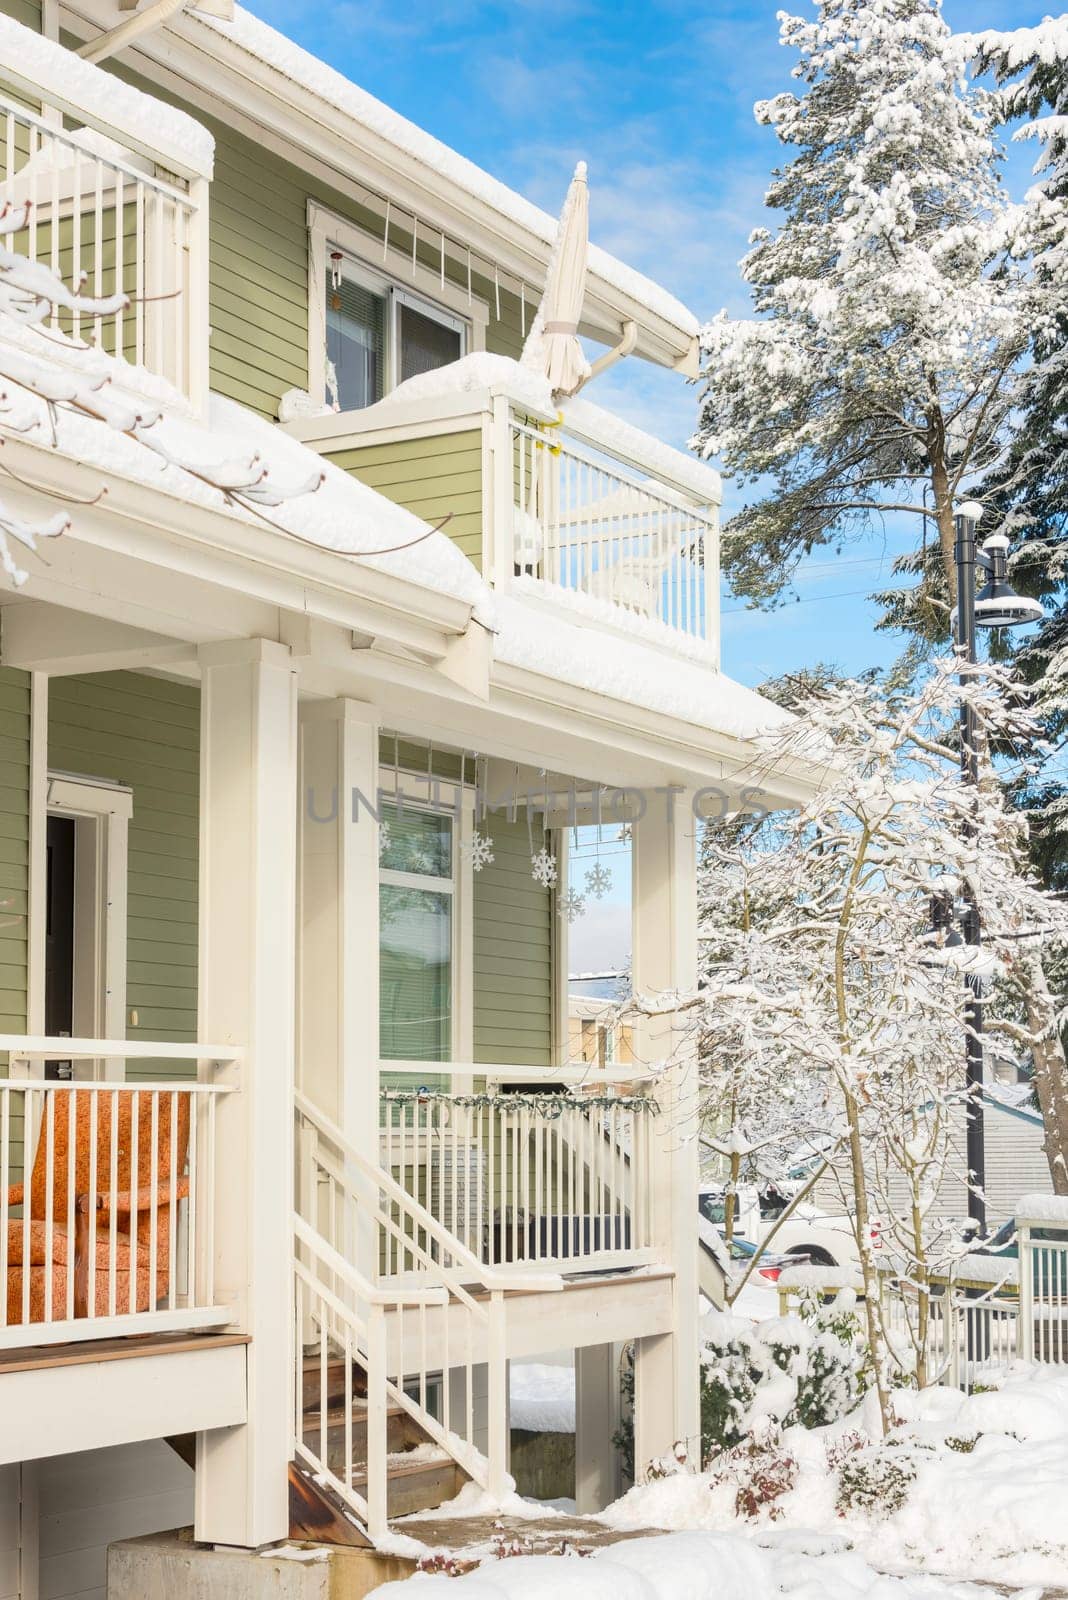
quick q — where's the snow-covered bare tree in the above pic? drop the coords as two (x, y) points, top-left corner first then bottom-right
(695, 0), (1064, 643)
(700, 661), (1068, 1425)
(0, 198), (324, 586)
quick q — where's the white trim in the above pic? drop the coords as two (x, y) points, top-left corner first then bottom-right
(43, 773), (133, 1079)
(26, 675), (48, 1037)
(308, 199), (486, 411)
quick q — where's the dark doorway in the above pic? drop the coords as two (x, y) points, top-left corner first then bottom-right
(45, 814), (75, 1080)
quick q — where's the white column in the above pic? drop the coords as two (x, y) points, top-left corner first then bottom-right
(298, 698), (380, 1157)
(193, 639), (298, 1549)
(575, 1344), (620, 1512)
(630, 789), (700, 1477)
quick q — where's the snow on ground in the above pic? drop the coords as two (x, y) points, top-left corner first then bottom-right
(374, 1528), (1013, 1600)
(511, 1362), (576, 1435)
(602, 1364), (1068, 1588)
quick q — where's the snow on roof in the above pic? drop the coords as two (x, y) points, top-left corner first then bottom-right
(0, 317), (488, 616)
(191, 5), (699, 338)
(0, 14), (214, 176)
(493, 592), (793, 744)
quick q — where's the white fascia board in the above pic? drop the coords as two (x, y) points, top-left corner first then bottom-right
(0, 435), (474, 657)
(284, 394), (494, 451)
(65, 4), (697, 370)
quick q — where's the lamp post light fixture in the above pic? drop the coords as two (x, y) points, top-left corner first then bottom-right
(951, 502), (1043, 1235)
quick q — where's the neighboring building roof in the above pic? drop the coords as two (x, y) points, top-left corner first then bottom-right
(186, 6), (701, 345)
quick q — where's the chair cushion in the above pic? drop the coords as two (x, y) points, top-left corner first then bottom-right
(6, 1218), (132, 1269)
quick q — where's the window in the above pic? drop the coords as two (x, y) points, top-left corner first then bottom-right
(379, 802), (455, 1063)
(324, 256), (465, 413)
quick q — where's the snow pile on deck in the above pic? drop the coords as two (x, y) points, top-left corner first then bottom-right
(0, 318), (489, 615)
(366, 353), (555, 420)
(510, 1363), (576, 1435)
(189, 8), (698, 336)
(0, 14), (214, 172)
(602, 1363), (1068, 1587)
(494, 594), (793, 743)
(376, 1528), (1011, 1600)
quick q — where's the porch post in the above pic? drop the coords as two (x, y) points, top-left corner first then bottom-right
(298, 698), (380, 1160)
(193, 639), (298, 1549)
(630, 789), (700, 1478)
(575, 1342), (621, 1511)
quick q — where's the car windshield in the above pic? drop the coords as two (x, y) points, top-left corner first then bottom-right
(983, 1220), (1016, 1253)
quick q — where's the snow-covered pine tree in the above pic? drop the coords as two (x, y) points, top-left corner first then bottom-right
(695, 0), (1058, 641)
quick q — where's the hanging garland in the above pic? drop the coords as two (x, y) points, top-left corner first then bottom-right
(381, 1088), (660, 1118)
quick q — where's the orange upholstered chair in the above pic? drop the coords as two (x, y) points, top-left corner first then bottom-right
(5, 1088), (190, 1326)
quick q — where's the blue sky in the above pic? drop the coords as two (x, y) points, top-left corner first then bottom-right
(245, 0), (1051, 969)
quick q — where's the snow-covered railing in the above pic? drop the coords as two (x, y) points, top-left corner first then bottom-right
(510, 410), (718, 642)
(0, 78), (210, 408)
(378, 1069), (659, 1273)
(0, 1037), (239, 1348)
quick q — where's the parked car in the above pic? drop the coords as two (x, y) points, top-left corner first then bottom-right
(724, 1234), (812, 1284)
(698, 1182), (881, 1271)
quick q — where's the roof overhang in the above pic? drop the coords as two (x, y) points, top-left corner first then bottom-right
(58, 0), (701, 373)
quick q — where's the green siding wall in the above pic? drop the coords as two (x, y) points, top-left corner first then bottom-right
(1, 0), (40, 29)
(0, 666), (30, 1046)
(48, 673), (199, 1082)
(329, 431), (484, 570)
(473, 817), (553, 1068)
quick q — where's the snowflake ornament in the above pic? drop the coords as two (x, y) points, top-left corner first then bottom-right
(558, 888), (586, 923)
(530, 848), (558, 888)
(462, 831), (495, 872)
(584, 862), (613, 899)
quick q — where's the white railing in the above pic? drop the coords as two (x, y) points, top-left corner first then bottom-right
(378, 1077), (658, 1272)
(0, 1037), (239, 1348)
(0, 90), (208, 405)
(295, 1091), (546, 1533)
(511, 415), (717, 641)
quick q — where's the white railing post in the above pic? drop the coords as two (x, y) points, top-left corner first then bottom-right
(491, 397), (516, 592)
(487, 1289), (509, 1500)
(185, 174), (211, 415)
(365, 1302), (389, 1542)
(1018, 1221), (1035, 1363)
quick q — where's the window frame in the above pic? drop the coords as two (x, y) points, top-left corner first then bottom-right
(377, 770), (474, 1070)
(309, 202), (487, 414)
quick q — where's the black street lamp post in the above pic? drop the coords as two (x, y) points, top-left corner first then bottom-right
(951, 503), (1043, 1236)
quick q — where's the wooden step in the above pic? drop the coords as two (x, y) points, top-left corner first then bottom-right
(301, 1402), (423, 1468)
(288, 1464), (371, 1549)
(301, 1354), (368, 1410)
(357, 1454), (467, 1520)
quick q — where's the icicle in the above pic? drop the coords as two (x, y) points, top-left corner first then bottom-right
(466, 247), (473, 307)
(412, 214), (418, 272)
(494, 262), (501, 321)
(382, 198), (391, 260)
(521, 281), (527, 337)
(440, 228), (446, 290)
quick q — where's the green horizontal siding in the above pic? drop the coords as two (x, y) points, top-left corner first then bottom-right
(0, 0), (40, 30)
(330, 430), (483, 569)
(473, 817), (553, 1069)
(0, 670), (30, 1090)
(48, 673), (200, 1083)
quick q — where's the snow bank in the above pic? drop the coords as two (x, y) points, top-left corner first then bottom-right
(776, 1265), (863, 1291)
(602, 1364), (1068, 1587)
(373, 1528), (1011, 1600)
(510, 1363), (576, 1435)
(494, 595), (793, 742)
(0, 315), (489, 616)
(0, 14), (214, 174)
(190, 7), (698, 336)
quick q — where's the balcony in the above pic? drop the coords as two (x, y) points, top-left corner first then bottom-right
(0, 23), (211, 410)
(286, 361), (721, 655)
